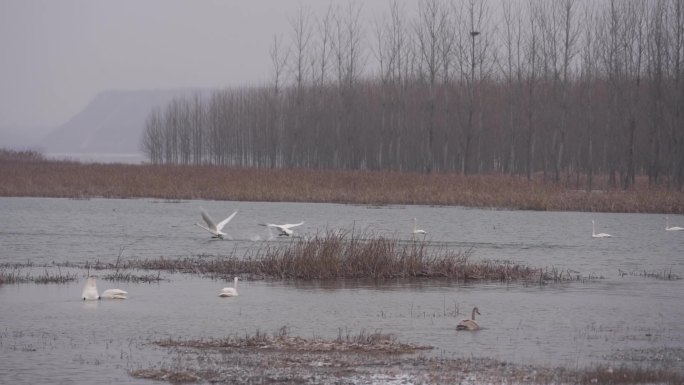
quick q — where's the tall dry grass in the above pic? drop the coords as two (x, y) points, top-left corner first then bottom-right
(121, 231), (571, 283)
(1, 158), (682, 213)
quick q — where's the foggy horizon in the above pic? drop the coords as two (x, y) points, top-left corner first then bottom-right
(0, 0), (409, 131)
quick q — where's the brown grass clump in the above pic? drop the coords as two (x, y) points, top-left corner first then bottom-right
(122, 231), (559, 283)
(1, 158), (683, 213)
(155, 327), (432, 355)
(0, 268), (77, 285)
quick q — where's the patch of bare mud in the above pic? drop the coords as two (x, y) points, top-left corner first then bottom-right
(130, 329), (684, 384)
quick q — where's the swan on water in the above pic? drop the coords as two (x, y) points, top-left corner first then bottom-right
(259, 222), (304, 237)
(101, 289), (128, 299)
(591, 220), (612, 238)
(457, 307), (481, 331)
(195, 207), (238, 239)
(412, 218), (427, 239)
(81, 277), (127, 300)
(219, 277), (239, 297)
(666, 216), (684, 231)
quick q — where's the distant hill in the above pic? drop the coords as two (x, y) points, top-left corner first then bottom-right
(41, 88), (206, 156)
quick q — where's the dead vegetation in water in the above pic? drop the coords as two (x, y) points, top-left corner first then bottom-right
(119, 231), (579, 283)
(1, 157), (683, 214)
(0, 268), (77, 285)
(131, 331), (684, 385)
(155, 327), (432, 355)
(619, 268), (681, 281)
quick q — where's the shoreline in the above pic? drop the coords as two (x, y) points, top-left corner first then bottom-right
(2, 158), (684, 214)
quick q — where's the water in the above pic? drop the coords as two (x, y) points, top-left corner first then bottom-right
(1, 197), (683, 383)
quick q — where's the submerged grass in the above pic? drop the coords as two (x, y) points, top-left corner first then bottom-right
(0, 268), (77, 285)
(155, 326), (431, 354)
(1, 157), (683, 213)
(122, 231), (574, 283)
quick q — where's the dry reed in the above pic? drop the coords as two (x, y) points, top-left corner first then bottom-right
(120, 231), (578, 283)
(0, 268), (77, 284)
(2, 157), (683, 213)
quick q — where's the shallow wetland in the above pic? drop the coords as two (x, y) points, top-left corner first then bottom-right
(1, 196), (684, 384)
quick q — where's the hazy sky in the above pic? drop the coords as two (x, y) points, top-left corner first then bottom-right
(0, 0), (405, 130)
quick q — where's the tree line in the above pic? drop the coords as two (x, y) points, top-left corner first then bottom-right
(142, 0), (684, 190)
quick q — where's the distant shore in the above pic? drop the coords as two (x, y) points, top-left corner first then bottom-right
(1, 150), (683, 214)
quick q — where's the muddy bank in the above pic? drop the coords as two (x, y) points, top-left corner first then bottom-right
(131, 329), (684, 384)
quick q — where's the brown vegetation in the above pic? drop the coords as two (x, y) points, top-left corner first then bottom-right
(1, 157), (683, 213)
(0, 268), (77, 285)
(114, 231), (582, 283)
(155, 327), (432, 354)
(132, 327), (684, 385)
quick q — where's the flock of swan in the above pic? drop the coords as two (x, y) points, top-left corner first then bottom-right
(80, 207), (683, 334)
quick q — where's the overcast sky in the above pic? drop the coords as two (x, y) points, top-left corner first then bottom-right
(0, 1), (409, 130)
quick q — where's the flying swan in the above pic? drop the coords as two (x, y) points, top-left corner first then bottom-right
(81, 277), (127, 300)
(195, 207), (238, 239)
(219, 277), (239, 297)
(591, 220), (612, 238)
(259, 222), (304, 237)
(457, 307), (481, 331)
(666, 216), (684, 231)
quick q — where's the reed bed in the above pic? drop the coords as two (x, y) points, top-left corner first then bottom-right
(121, 231), (579, 283)
(2, 157), (683, 213)
(0, 268), (77, 284)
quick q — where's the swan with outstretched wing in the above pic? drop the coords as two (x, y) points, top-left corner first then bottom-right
(259, 221), (304, 236)
(195, 207), (238, 239)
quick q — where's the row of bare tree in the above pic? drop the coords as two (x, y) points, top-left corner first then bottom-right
(142, 0), (684, 190)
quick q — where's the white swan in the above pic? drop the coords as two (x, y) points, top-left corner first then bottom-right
(591, 220), (612, 238)
(81, 277), (127, 300)
(82, 277), (99, 300)
(666, 216), (684, 231)
(412, 218), (427, 239)
(101, 289), (128, 299)
(457, 307), (481, 331)
(219, 277), (239, 297)
(195, 207), (238, 239)
(259, 222), (304, 237)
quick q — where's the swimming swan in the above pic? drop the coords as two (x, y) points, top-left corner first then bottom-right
(195, 207), (238, 239)
(101, 289), (128, 299)
(412, 218), (427, 239)
(591, 220), (612, 238)
(81, 277), (127, 300)
(457, 307), (481, 331)
(219, 277), (239, 297)
(666, 216), (684, 231)
(259, 222), (304, 237)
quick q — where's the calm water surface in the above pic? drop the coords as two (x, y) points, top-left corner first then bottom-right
(1, 197), (683, 384)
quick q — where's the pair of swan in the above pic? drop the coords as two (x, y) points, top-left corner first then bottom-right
(592, 216), (683, 237)
(195, 207), (304, 238)
(666, 216), (684, 231)
(591, 220), (612, 238)
(457, 307), (481, 331)
(81, 277), (127, 300)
